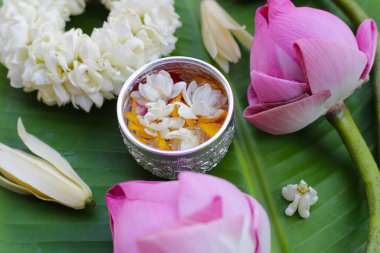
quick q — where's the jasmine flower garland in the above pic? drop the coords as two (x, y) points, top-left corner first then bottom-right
(0, 0), (181, 112)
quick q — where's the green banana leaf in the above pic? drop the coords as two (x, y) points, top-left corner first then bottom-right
(0, 0), (378, 252)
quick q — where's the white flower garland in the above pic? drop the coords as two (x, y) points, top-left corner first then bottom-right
(0, 0), (181, 112)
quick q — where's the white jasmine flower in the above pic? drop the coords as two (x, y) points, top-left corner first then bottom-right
(101, 0), (117, 10)
(282, 180), (318, 219)
(145, 100), (175, 120)
(68, 61), (103, 94)
(59, 29), (82, 64)
(131, 70), (186, 104)
(200, 0), (253, 73)
(68, 61), (105, 111)
(22, 60), (52, 86)
(6, 47), (29, 88)
(164, 128), (201, 150)
(176, 81), (227, 119)
(96, 58), (126, 95)
(77, 34), (102, 63)
(138, 100), (185, 137)
(0, 19), (30, 66)
(37, 85), (64, 106)
(44, 50), (69, 84)
(111, 0), (181, 55)
(51, 84), (71, 105)
(64, 0), (86, 16)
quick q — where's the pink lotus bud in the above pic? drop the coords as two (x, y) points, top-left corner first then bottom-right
(106, 172), (270, 253)
(244, 0), (377, 134)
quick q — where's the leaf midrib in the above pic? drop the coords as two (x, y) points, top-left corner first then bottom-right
(229, 82), (290, 253)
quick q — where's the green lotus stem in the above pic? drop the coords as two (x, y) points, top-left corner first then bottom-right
(330, 0), (368, 25)
(331, 0), (380, 161)
(374, 56), (380, 160)
(327, 104), (380, 253)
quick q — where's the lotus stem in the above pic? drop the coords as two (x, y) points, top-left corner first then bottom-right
(327, 103), (380, 253)
(331, 0), (380, 161)
(331, 0), (368, 25)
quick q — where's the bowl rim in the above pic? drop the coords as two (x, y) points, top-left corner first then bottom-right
(117, 56), (234, 157)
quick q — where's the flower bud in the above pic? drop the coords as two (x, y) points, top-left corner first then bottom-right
(0, 118), (93, 209)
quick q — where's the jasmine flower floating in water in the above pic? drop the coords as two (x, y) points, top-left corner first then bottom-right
(137, 100), (185, 137)
(282, 180), (318, 219)
(131, 70), (186, 105)
(164, 128), (201, 151)
(175, 81), (227, 119)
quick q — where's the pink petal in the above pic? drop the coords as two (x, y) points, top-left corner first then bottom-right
(267, 1), (359, 60)
(356, 19), (378, 79)
(106, 181), (179, 253)
(295, 39), (367, 108)
(108, 181), (179, 204)
(251, 5), (306, 82)
(244, 90), (331, 135)
(247, 94), (309, 114)
(275, 45), (307, 82)
(141, 197), (223, 233)
(245, 195), (271, 253)
(251, 70), (308, 103)
(178, 197), (223, 226)
(247, 85), (259, 106)
(177, 172), (251, 218)
(251, 5), (283, 79)
(267, 0), (295, 9)
(137, 215), (251, 253)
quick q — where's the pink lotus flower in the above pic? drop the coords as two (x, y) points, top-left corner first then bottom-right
(244, 0), (377, 134)
(106, 172), (270, 253)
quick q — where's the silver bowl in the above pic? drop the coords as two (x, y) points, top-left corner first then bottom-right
(117, 56), (235, 179)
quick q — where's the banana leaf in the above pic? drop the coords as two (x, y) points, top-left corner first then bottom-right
(0, 0), (378, 252)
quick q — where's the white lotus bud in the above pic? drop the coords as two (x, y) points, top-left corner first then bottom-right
(200, 0), (253, 73)
(0, 118), (94, 210)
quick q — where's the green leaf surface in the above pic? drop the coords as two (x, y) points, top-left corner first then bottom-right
(0, 0), (379, 252)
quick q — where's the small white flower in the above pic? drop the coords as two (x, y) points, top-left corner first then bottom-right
(101, 0), (117, 10)
(282, 180), (318, 219)
(36, 85), (59, 106)
(145, 100), (175, 120)
(67, 61), (105, 111)
(111, 0), (181, 55)
(6, 47), (29, 88)
(59, 29), (82, 64)
(68, 61), (103, 94)
(138, 100), (185, 137)
(200, 0), (253, 73)
(164, 128), (201, 151)
(131, 70), (186, 104)
(64, 0), (86, 16)
(22, 60), (51, 86)
(0, 19), (30, 66)
(176, 81), (227, 119)
(77, 34), (102, 63)
(44, 49), (69, 84)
